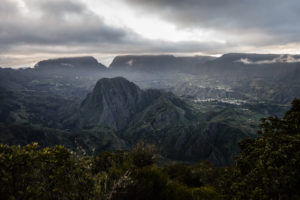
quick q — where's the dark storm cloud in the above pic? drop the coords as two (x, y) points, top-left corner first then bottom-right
(125, 0), (300, 45)
(0, 0), (132, 48)
(0, 0), (226, 58)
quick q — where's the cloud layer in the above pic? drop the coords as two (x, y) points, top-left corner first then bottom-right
(124, 0), (300, 45)
(0, 0), (135, 52)
(1, 0), (300, 67)
(237, 55), (300, 65)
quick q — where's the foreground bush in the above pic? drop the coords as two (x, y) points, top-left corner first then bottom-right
(0, 143), (94, 200)
(221, 99), (300, 200)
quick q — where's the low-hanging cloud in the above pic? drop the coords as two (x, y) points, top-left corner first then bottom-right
(236, 55), (300, 65)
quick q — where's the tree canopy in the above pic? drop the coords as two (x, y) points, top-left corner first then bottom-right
(222, 99), (300, 200)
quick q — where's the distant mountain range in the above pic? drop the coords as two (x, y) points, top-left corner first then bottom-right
(0, 53), (298, 165)
(35, 56), (107, 72)
(109, 55), (214, 72)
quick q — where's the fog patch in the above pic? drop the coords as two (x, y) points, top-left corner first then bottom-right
(236, 55), (300, 64)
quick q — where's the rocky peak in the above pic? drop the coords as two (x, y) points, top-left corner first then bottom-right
(79, 77), (143, 130)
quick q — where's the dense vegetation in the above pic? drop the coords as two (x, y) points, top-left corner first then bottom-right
(1, 99), (299, 200)
(221, 99), (300, 200)
(0, 142), (220, 200)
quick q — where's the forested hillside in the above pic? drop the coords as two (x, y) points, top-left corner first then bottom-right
(2, 54), (298, 166)
(1, 99), (299, 200)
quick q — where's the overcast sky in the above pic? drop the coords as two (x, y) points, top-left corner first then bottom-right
(1, 0), (300, 67)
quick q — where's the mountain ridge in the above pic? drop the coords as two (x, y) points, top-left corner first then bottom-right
(34, 56), (107, 73)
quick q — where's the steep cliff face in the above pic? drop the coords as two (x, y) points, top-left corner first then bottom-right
(35, 56), (107, 73)
(79, 77), (143, 130)
(78, 77), (193, 130)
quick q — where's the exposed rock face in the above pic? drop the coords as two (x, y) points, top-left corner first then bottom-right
(78, 77), (193, 131)
(79, 77), (143, 130)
